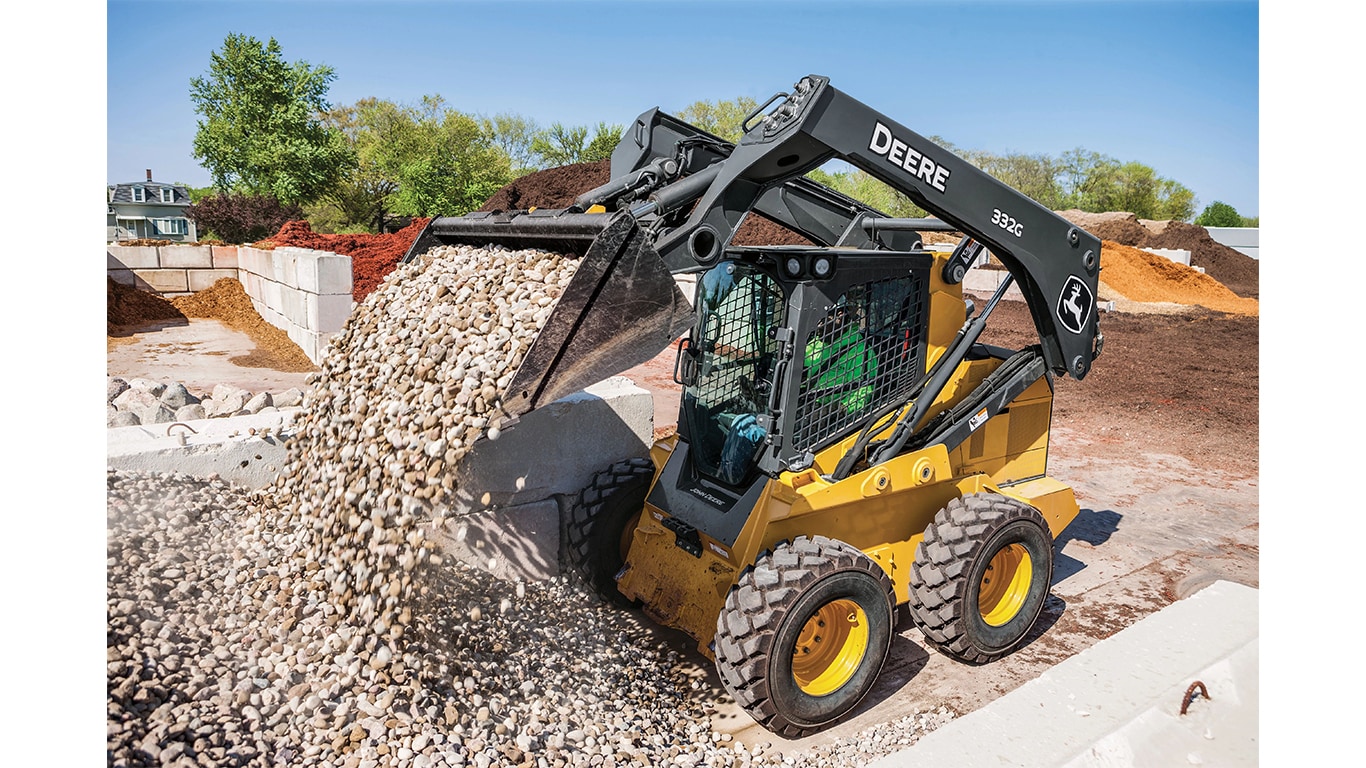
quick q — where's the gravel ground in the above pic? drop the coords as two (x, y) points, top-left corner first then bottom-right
(107, 469), (954, 768)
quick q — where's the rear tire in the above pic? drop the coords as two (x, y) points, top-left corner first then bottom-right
(907, 492), (1053, 664)
(714, 536), (894, 737)
(566, 457), (654, 605)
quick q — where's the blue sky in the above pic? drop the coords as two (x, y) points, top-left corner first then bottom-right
(107, 0), (1260, 217)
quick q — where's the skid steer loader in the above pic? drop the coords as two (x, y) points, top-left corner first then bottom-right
(402, 74), (1102, 736)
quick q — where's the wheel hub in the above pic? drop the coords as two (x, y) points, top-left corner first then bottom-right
(978, 543), (1033, 626)
(791, 598), (868, 696)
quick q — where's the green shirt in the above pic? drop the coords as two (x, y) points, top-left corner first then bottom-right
(804, 327), (875, 412)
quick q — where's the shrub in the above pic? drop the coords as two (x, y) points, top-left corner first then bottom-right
(185, 193), (306, 244)
(1193, 201), (1243, 228)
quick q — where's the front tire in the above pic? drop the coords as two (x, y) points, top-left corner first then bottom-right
(566, 457), (654, 605)
(714, 536), (894, 737)
(907, 492), (1054, 664)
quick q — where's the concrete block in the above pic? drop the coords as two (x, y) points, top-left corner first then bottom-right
(239, 247), (268, 277)
(287, 326), (328, 365)
(306, 292), (354, 333)
(107, 246), (160, 269)
(160, 245), (213, 269)
(449, 376), (654, 515)
(107, 269), (137, 287)
(296, 251), (353, 296)
(441, 499), (562, 582)
(187, 269), (240, 292)
(281, 286), (308, 328)
(133, 269), (189, 294)
(106, 410), (301, 489)
(271, 248), (300, 289)
(962, 269), (1024, 301)
(211, 245), (239, 269)
(261, 279), (284, 315)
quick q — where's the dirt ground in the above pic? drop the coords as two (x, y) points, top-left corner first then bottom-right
(107, 162), (1260, 752)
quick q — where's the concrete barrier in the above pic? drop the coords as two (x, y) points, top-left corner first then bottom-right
(106, 375), (657, 583)
(871, 580), (1259, 767)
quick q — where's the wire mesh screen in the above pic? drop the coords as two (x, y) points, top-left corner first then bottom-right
(793, 275), (926, 451)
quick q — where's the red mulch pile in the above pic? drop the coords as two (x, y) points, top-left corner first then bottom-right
(253, 218), (431, 303)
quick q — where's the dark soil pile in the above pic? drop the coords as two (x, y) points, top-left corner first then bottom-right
(254, 218), (431, 303)
(171, 279), (318, 372)
(479, 160), (612, 211)
(107, 277), (185, 335)
(1057, 210), (1258, 300)
(478, 160), (811, 246)
(1140, 221), (1259, 300)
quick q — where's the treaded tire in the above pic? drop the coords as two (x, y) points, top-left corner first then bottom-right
(566, 457), (654, 606)
(907, 492), (1054, 665)
(714, 536), (894, 738)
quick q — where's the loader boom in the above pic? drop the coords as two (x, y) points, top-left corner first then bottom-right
(631, 75), (1101, 380)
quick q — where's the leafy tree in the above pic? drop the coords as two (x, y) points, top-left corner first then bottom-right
(385, 96), (512, 217)
(1194, 201), (1244, 227)
(183, 185), (217, 204)
(1240, 215), (1259, 227)
(674, 97), (760, 143)
(530, 122), (624, 167)
(189, 33), (352, 205)
(1057, 150), (1195, 220)
(806, 167), (925, 217)
(185, 193), (304, 244)
(481, 113), (542, 175)
(320, 98), (405, 231)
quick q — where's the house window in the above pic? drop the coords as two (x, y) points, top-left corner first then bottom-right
(131, 186), (146, 203)
(155, 218), (189, 236)
(160, 187), (176, 203)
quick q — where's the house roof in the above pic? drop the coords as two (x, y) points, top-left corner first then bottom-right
(108, 181), (191, 206)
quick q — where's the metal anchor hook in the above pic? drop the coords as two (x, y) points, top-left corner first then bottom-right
(1180, 680), (1210, 715)
(166, 422), (198, 446)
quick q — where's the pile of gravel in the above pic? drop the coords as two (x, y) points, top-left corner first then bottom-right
(107, 242), (955, 766)
(108, 378), (305, 427)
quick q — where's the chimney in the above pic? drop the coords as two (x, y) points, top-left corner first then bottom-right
(146, 169), (152, 182)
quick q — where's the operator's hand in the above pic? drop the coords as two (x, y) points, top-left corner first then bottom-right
(730, 413), (767, 442)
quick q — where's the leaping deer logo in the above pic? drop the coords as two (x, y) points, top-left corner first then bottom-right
(1056, 277), (1092, 334)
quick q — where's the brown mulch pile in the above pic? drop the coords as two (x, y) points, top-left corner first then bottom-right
(107, 277), (184, 335)
(169, 279), (318, 372)
(1057, 210), (1258, 299)
(1098, 241), (1258, 316)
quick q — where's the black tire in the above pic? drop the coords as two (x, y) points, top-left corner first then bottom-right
(714, 536), (894, 738)
(907, 492), (1054, 664)
(566, 457), (654, 605)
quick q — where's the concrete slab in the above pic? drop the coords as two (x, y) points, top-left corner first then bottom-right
(107, 409), (300, 489)
(108, 318), (315, 395)
(869, 580), (1258, 767)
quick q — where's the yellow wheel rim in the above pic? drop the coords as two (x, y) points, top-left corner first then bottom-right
(979, 543), (1033, 627)
(618, 509), (643, 562)
(791, 599), (869, 696)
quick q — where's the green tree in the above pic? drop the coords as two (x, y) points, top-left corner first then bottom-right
(321, 98), (405, 231)
(1057, 150), (1194, 221)
(806, 167), (926, 217)
(189, 33), (352, 205)
(386, 96), (511, 217)
(674, 97), (760, 143)
(481, 112), (542, 176)
(530, 122), (624, 167)
(1194, 201), (1243, 227)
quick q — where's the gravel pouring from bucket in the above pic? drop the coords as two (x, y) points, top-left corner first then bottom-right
(403, 210), (692, 422)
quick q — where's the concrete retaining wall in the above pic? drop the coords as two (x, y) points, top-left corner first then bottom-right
(107, 243), (354, 366)
(107, 244), (241, 297)
(235, 246), (354, 365)
(1204, 226), (1259, 260)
